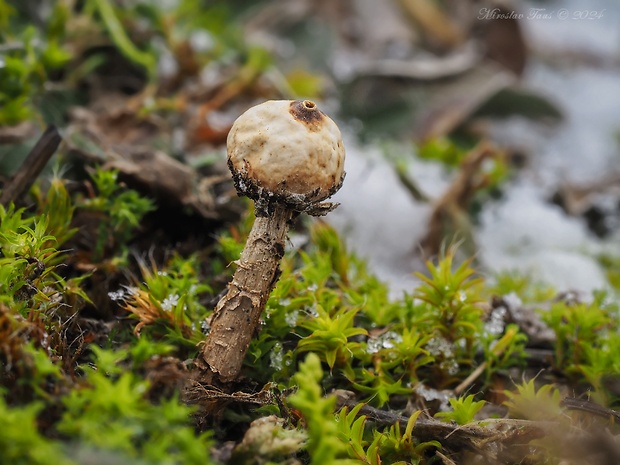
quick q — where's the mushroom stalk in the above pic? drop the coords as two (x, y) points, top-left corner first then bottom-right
(201, 204), (291, 382)
(197, 99), (345, 384)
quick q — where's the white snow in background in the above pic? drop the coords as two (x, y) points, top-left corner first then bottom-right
(521, 0), (620, 57)
(477, 183), (608, 291)
(328, 0), (620, 296)
(523, 66), (620, 184)
(329, 138), (427, 294)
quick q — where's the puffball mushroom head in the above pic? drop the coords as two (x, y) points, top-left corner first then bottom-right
(227, 99), (345, 216)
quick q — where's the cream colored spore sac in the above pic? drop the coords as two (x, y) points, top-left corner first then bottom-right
(227, 100), (345, 207)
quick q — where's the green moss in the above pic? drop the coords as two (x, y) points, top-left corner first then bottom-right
(0, 393), (75, 465)
(435, 394), (486, 425)
(58, 347), (214, 465)
(288, 353), (357, 465)
(1, 1), (620, 462)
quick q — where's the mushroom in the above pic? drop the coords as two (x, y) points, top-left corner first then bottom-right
(199, 99), (345, 383)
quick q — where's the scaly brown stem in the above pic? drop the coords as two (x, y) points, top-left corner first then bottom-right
(200, 204), (292, 383)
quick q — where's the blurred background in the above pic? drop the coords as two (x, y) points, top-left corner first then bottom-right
(1, 0), (619, 296)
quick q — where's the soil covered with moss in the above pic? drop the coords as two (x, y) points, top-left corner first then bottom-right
(2, 2), (620, 464)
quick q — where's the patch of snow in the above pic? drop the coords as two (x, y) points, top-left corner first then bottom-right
(522, 0), (620, 59)
(327, 0), (620, 297)
(477, 182), (608, 291)
(366, 331), (403, 354)
(329, 136), (432, 295)
(525, 66), (620, 184)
